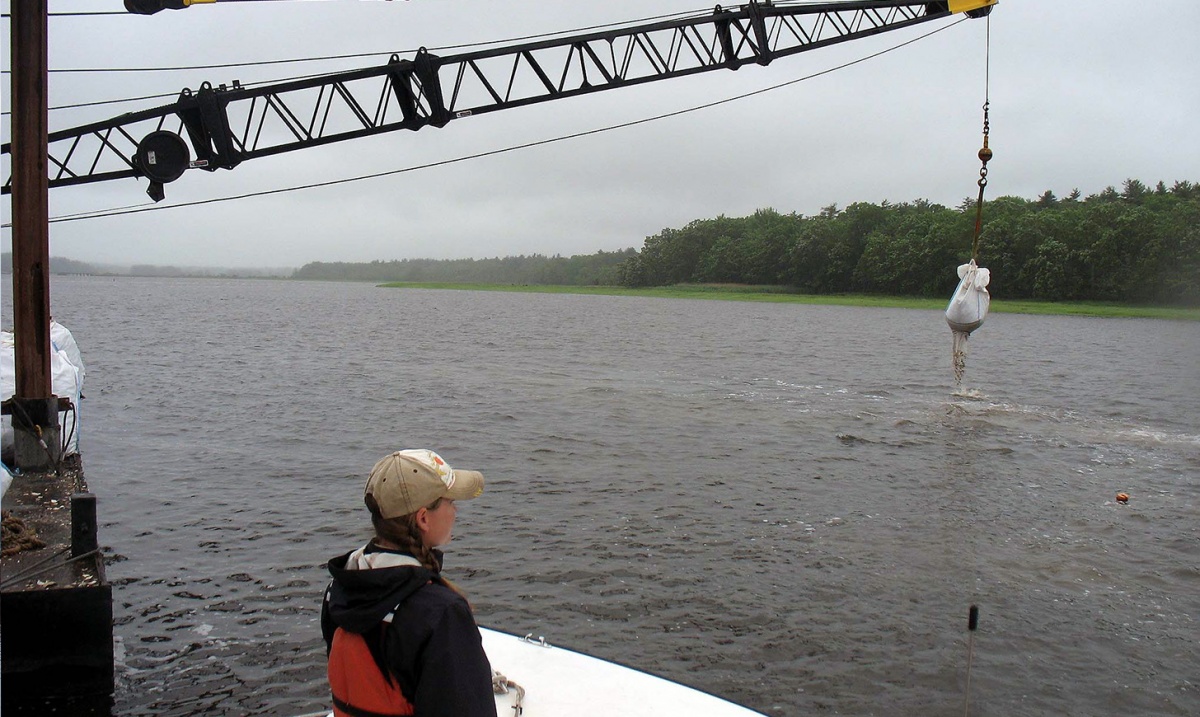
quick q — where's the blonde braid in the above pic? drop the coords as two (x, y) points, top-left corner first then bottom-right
(363, 495), (469, 603)
(365, 494), (443, 572)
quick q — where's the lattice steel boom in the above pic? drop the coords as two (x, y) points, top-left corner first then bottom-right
(1, 0), (996, 200)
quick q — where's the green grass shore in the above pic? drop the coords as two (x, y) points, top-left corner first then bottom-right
(376, 282), (1200, 321)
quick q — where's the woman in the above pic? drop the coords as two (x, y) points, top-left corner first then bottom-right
(321, 449), (497, 717)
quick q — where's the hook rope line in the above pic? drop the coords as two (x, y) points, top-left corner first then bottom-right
(970, 15), (992, 263)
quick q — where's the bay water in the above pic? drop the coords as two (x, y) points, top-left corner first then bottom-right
(6, 275), (1197, 716)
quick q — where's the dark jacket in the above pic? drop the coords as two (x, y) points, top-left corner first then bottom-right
(322, 544), (497, 717)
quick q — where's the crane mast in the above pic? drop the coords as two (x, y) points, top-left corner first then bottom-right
(1, 0), (995, 200)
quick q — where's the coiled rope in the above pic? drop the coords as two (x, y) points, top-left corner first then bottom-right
(1, 509), (46, 556)
(493, 669), (526, 716)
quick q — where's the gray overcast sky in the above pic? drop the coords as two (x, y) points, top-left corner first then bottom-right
(2, 0), (1198, 269)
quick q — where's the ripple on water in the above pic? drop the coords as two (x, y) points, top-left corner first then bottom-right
(29, 277), (1199, 717)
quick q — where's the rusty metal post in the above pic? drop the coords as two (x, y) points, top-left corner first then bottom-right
(10, 0), (60, 469)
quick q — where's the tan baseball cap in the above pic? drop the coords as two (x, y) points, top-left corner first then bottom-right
(365, 449), (485, 519)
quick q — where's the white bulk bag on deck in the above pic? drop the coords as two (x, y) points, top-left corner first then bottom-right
(1, 322), (85, 462)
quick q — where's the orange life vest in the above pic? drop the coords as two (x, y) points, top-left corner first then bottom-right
(328, 627), (414, 717)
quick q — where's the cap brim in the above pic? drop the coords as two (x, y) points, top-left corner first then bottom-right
(446, 469), (484, 501)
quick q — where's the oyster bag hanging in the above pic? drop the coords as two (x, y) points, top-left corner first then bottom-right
(945, 260), (991, 333)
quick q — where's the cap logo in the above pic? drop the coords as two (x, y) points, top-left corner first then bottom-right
(422, 450), (455, 489)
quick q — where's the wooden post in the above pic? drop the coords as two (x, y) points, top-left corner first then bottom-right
(10, 0), (60, 469)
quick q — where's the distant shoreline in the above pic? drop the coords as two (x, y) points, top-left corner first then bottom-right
(375, 281), (1200, 321)
(7, 272), (1194, 320)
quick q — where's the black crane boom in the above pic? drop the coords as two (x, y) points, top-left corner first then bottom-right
(1, 0), (995, 199)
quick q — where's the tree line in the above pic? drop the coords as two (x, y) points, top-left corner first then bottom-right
(615, 179), (1199, 305)
(292, 250), (636, 286)
(294, 178), (1197, 305)
(0, 254), (290, 278)
(11, 178), (1195, 305)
